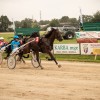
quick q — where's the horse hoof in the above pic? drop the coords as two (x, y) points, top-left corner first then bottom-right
(23, 61), (26, 64)
(41, 67), (44, 70)
(58, 64), (62, 68)
(40, 66), (44, 69)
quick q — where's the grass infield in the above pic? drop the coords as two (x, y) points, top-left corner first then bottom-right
(0, 32), (100, 62)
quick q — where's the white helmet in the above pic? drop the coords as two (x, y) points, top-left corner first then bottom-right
(0, 37), (4, 40)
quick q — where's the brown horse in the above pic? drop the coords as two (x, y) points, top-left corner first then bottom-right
(38, 28), (63, 67)
(18, 28), (63, 69)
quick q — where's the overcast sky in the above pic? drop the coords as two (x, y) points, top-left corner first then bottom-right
(0, 0), (100, 21)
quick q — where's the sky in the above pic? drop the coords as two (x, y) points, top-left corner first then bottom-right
(0, 0), (100, 21)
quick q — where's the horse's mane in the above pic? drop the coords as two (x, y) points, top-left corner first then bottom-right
(30, 32), (40, 38)
(45, 28), (55, 38)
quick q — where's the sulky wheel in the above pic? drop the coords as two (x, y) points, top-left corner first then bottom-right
(0, 53), (3, 65)
(7, 56), (16, 69)
(31, 54), (41, 68)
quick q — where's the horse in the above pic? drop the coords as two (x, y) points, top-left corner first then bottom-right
(18, 28), (63, 69)
(38, 28), (63, 68)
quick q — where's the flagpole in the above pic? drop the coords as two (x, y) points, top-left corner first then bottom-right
(79, 8), (83, 31)
(12, 18), (15, 35)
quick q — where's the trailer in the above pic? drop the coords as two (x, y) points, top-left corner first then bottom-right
(15, 28), (40, 37)
(82, 22), (100, 31)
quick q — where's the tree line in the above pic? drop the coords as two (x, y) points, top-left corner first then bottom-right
(0, 11), (100, 32)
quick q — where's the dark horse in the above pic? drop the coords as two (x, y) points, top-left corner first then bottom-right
(18, 28), (63, 69)
(39, 28), (63, 67)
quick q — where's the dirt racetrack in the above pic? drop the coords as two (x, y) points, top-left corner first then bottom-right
(0, 60), (100, 100)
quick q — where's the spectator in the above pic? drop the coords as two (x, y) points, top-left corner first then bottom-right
(0, 37), (8, 48)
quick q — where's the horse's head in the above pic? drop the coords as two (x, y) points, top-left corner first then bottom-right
(21, 36), (29, 44)
(53, 28), (63, 41)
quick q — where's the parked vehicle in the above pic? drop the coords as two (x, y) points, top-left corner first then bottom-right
(15, 28), (40, 38)
(62, 26), (78, 39)
(47, 26), (78, 39)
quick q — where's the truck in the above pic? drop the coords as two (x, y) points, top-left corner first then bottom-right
(61, 26), (78, 39)
(47, 26), (78, 39)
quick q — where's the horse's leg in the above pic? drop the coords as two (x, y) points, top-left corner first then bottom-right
(21, 57), (26, 64)
(5, 52), (10, 59)
(47, 51), (61, 68)
(18, 52), (25, 64)
(5, 45), (12, 59)
(35, 51), (43, 69)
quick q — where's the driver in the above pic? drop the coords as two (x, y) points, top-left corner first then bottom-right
(11, 35), (21, 52)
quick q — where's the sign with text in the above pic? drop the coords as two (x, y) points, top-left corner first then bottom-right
(81, 43), (100, 55)
(53, 44), (80, 54)
(75, 31), (100, 39)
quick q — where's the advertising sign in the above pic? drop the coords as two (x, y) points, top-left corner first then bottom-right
(75, 31), (100, 39)
(53, 44), (80, 54)
(81, 43), (100, 55)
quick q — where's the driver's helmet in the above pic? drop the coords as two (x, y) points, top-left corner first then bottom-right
(14, 35), (19, 39)
(0, 37), (4, 40)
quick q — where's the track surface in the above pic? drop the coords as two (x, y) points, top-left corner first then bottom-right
(0, 60), (100, 100)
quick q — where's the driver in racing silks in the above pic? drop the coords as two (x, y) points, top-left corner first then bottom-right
(4, 35), (21, 59)
(10, 35), (21, 53)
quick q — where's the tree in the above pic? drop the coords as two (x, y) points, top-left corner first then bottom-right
(69, 18), (78, 26)
(0, 15), (11, 32)
(59, 16), (69, 23)
(31, 20), (40, 28)
(15, 18), (40, 28)
(39, 20), (50, 25)
(20, 18), (33, 28)
(15, 21), (21, 28)
(82, 15), (93, 22)
(49, 19), (60, 27)
(92, 11), (100, 22)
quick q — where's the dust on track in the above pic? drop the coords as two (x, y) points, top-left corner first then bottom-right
(0, 60), (100, 100)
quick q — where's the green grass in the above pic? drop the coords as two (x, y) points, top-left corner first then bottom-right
(39, 31), (46, 36)
(1, 32), (100, 63)
(54, 38), (77, 44)
(0, 32), (14, 42)
(0, 32), (77, 43)
(39, 53), (100, 62)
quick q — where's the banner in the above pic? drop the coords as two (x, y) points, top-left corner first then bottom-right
(81, 43), (100, 55)
(53, 44), (80, 54)
(75, 31), (100, 39)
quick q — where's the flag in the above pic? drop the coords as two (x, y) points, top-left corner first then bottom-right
(13, 21), (15, 30)
(12, 19), (15, 33)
